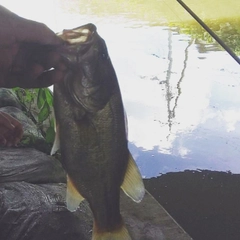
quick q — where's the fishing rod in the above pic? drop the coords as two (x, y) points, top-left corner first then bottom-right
(177, 0), (240, 65)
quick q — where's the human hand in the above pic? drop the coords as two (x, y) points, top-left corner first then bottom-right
(0, 111), (23, 146)
(0, 5), (67, 88)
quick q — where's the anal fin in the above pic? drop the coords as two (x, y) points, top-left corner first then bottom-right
(66, 175), (85, 212)
(121, 152), (145, 203)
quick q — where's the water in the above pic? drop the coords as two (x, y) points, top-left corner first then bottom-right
(2, 0), (240, 239)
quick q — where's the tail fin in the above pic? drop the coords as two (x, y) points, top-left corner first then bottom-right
(92, 221), (132, 240)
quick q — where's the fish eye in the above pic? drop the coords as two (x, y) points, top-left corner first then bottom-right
(101, 52), (108, 59)
(100, 46), (109, 60)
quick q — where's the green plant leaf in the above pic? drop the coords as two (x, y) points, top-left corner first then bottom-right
(44, 88), (53, 106)
(37, 88), (45, 109)
(38, 101), (50, 122)
(13, 86), (55, 144)
(45, 126), (55, 143)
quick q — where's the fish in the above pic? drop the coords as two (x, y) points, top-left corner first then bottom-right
(51, 23), (145, 240)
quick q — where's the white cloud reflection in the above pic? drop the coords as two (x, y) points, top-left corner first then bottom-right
(222, 110), (240, 132)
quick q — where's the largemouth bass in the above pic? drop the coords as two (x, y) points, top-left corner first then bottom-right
(51, 23), (145, 240)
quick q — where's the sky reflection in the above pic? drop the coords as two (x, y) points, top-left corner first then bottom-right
(108, 27), (240, 177)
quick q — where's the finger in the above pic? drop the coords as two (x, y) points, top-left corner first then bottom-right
(0, 125), (12, 146)
(2, 129), (15, 147)
(2, 112), (22, 128)
(7, 65), (67, 88)
(13, 125), (23, 145)
(4, 44), (67, 88)
(0, 134), (7, 146)
(33, 68), (67, 87)
(15, 17), (63, 46)
(13, 137), (21, 146)
(3, 131), (20, 147)
(33, 50), (65, 70)
(0, 112), (15, 130)
(25, 49), (67, 74)
(0, 112), (23, 143)
(6, 140), (13, 147)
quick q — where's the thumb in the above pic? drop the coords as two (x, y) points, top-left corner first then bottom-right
(15, 17), (63, 45)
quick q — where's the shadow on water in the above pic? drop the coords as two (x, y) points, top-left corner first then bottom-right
(144, 170), (240, 240)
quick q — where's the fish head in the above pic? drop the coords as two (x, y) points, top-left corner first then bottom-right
(57, 24), (117, 113)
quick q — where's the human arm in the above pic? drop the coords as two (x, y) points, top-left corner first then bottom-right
(0, 5), (66, 88)
(0, 5), (67, 146)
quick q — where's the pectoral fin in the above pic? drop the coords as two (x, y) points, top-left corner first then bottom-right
(121, 152), (145, 203)
(50, 121), (60, 155)
(66, 175), (85, 212)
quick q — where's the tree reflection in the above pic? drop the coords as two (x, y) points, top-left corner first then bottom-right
(176, 18), (240, 55)
(161, 28), (194, 136)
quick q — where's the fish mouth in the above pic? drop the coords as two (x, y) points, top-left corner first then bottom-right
(57, 23), (96, 46)
(57, 23), (98, 63)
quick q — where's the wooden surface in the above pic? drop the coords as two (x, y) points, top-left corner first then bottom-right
(121, 189), (192, 240)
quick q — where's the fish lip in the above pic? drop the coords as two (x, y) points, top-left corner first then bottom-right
(73, 23), (97, 55)
(57, 23), (97, 54)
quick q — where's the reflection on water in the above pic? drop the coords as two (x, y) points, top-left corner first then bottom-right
(123, 26), (240, 178)
(178, 19), (240, 55)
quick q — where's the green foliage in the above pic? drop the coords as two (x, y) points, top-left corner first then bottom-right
(13, 87), (55, 144)
(45, 124), (55, 144)
(173, 18), (240, 55)
(60, 0), (240, 25)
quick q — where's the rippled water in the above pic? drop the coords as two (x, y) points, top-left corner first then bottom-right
(2, 0), (240, 239)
